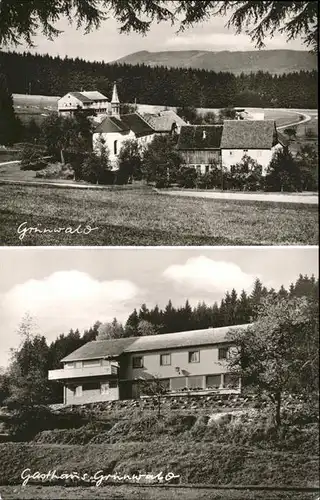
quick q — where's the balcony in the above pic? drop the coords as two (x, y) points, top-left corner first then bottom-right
(48, 364), (118, 381)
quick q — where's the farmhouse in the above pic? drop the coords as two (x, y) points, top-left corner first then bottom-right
(58, 91), (109, 116)
(177, 125), (223, 174)
(221, 120), (285, 173)
(48, 324), (250, 405)
(142, 110), (187, 135)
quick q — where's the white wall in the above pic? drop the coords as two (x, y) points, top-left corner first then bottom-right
(93, 131), (154, 168)
(222, 144), (282, 174)
(65, 382), (119, 405)
(58, 94), (83, 113)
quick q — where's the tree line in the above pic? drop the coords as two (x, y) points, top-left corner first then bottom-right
(0, 50), (318, 109)
(0, 273), (317, 406)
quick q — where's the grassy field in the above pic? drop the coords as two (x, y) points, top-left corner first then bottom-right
(0, 185), (317, 245)
(0, 485), (317, 499)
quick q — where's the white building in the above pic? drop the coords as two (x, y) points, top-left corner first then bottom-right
(58, 90), (110, 116)
(92, 84), (155, 168)
(221, 120), (285, 174)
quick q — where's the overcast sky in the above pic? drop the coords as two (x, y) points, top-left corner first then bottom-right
(0, 246), (317, 368)
(10, 12), (306, 63)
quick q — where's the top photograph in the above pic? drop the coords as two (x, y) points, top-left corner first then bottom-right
(0, 1), (318, 246)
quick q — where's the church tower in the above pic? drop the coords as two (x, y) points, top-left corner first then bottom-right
(111, 82), (120, 117)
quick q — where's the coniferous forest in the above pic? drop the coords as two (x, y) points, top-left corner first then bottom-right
(0, 51), (317, 109)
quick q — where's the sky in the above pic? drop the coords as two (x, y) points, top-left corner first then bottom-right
(9, 10), (306, 63)
(0, 246), (318, 368)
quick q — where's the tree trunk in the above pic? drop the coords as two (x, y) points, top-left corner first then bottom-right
(157, 396), (161, 418)
(275, 392), (281, 426)
(60, 149), (65, 165)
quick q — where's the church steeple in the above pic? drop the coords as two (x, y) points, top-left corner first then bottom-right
(111, 82), (120, 117)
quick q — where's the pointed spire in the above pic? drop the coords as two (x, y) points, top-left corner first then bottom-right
(111, 81), (120, 117)
(111, 82), (119, 104)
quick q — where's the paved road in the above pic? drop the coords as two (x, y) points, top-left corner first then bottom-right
(158, 190), (318, 205)
(276, 110), (311, 130)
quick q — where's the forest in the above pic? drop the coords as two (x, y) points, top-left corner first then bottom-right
(0, 273), (318, 405)
(0, 50), (318, 109)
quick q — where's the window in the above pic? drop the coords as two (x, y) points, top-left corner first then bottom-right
(188, 351), (200, 363)
(243, 149), (248, 153)
(65, 362), (74, 369)
(205, 165), (209, 173)
(196, 165), (201, 174)
(82, 381), (100, 391)
(82, 359), (101, 367)
(114, 140), (118, 155)
(206, 375), (221, 389)
(229, 151), (233, 156)
(171, 377), (187, 391)
(160, 353), (171, 366)
(100, 382), (109, 394)
(132, 356), (143, 369)
(188, 376), (203, 390)
(218, 347), (229, 360)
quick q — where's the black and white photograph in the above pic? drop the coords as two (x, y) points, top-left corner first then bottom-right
(0, 2), (319, 500)
(0, 1), (318, 246)
(0, 246), (319, 499)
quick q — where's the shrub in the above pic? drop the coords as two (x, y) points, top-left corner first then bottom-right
(230, 155), (264, 191)
(20, 145), (48, 171)
(177, 166), (197, 188)
(35, 162), (74, 180)
(80, 152), (114, 185)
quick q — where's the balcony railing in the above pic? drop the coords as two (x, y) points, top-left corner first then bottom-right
(48, 364), (118, 381)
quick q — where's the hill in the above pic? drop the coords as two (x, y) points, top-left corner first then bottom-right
(114, 50), (317, 75)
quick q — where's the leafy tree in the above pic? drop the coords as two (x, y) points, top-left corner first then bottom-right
(81, 150), (113, 184)
(295, 145), (318, 191)
(138, 375), (169, 417)
(219, 107), (237, 121)
(1, 1), (316, 51)
(230, 155), (264, 191)
(96, 319), (125, 340)
(176, 106), (199, 124)
(117, 139), (143, 184)
(227, 296), (319, 426)
(265, 147), (302, 192)
(283, 127), (297, 141)
(142, 135), (182, 187)
(137, 320), (158, 336)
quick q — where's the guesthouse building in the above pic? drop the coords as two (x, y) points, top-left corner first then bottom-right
(48, 324), (250, 405)
(177, 125), (223, 174)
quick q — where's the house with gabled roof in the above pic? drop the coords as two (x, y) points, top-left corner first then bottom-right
(177, 125), (223, 174)
(58, 90), (109, 116)
(221, 120), (285, 173)
(142, 110), (187, 135)
(48, 324), (250, 405)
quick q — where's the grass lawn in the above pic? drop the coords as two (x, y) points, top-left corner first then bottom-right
(0, 185), (318, 245)
(0, 485), (317, 499)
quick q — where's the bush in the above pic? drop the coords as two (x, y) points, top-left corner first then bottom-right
(35, 162), (74, 180)
(230, 155), (264, 191)
(177, 167), (198, 188)
(20, 145), (48, 171)
(80, 152), (114, 185)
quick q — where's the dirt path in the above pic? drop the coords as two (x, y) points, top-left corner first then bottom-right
(158, 190), (318, 205)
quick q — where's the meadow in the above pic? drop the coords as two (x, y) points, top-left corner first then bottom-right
(0, 184), (317, 246)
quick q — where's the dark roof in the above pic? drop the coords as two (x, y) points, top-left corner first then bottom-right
(69, 92), (93, 103)
(177, 125), (223, 150)
(61, 338), (137, 362)
(221, 120), (278, 149)
(143, 111), (187, 132)
(94, 113), (154, 137)
(61, 324), (250, 362)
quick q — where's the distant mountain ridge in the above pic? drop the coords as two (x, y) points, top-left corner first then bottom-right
(113, 50), (317, 75)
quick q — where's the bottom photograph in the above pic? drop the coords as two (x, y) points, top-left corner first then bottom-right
(0, 246), (318, 500)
